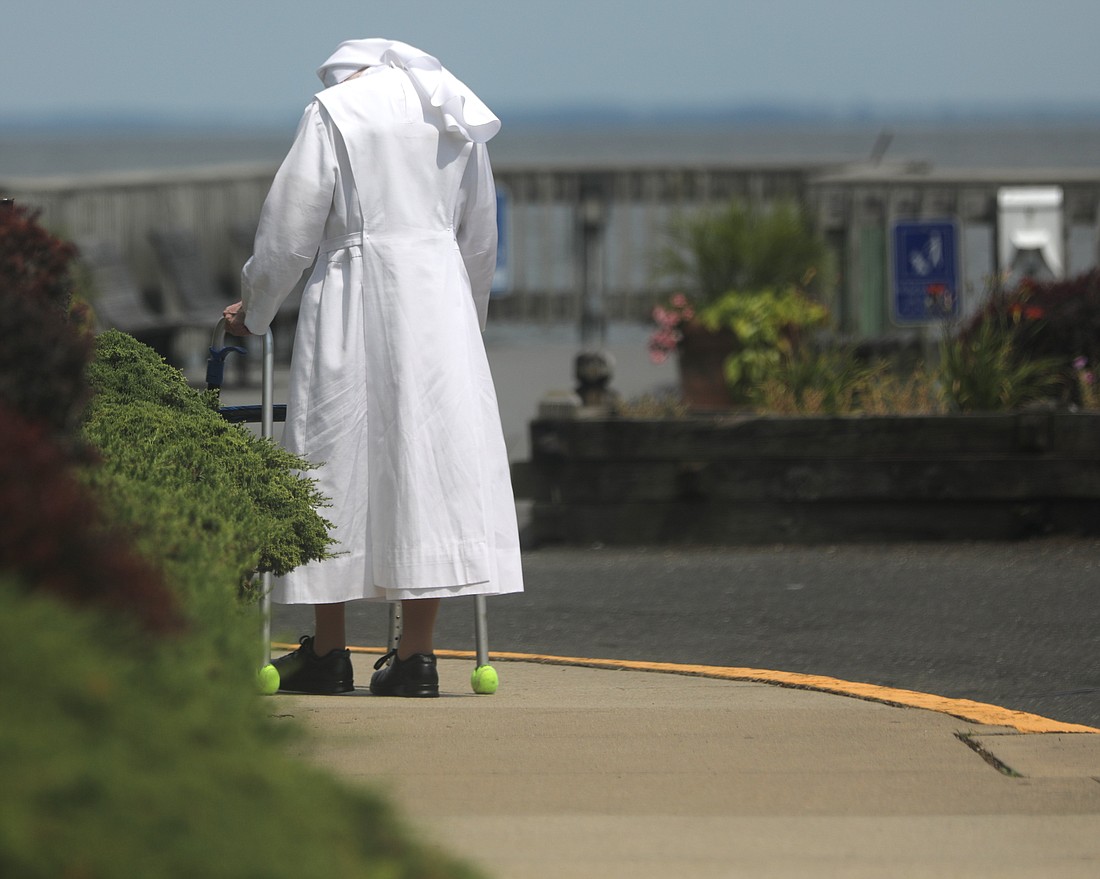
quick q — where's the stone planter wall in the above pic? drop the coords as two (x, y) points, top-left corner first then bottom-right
(514, 412), (1100, 544)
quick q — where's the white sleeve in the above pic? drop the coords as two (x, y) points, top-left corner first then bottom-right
(240, 101), (335, 335)
(455, 143), (498, 331)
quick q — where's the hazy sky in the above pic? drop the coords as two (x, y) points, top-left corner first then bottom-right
(6, 0), (1100, 127)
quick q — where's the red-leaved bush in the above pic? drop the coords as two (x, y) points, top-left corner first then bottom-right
(965, 270), (1100, 404)
(0, 201), (78, 308)
(0, 201), (93, 438)
(0, 406), (183, 633)
(0, 202), (183, 633)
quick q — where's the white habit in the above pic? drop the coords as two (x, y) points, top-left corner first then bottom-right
(240, 39), (523, 604)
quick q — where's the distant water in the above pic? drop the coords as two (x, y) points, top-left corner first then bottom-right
(3, 118), (1100, 179)
(494, 119), (1100, 170)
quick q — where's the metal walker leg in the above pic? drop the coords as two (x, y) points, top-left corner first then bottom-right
(210, 320), (277, 690)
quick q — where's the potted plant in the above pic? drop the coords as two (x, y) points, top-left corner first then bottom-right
(648, 291), (736, 408)
(649, 199), (832, 408)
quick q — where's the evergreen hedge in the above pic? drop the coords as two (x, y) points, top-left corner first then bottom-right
(84, 330), (334, 585)
(0, 206), (481, 878)
(0, 584), (479, 879)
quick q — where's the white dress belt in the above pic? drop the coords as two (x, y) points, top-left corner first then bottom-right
(319, 232), (363, 253)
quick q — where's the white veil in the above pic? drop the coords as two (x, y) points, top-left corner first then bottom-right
(317, 38), (500, 144)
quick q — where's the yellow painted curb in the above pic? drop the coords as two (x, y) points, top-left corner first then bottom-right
(273, 642), (1100, 735)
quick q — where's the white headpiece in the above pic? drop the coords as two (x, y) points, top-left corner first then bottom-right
(317, 38), (501, 144)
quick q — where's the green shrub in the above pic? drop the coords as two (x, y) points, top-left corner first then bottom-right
(650, 198), (834, 405)
(84, 330), (334, 587)
(0, 399), (477, 878)
(696, 286), (830, 403)
(0, 584), (481, 879)
(658, 199), (830, 306)
(755, 351), (948, 416)
(0, 215), (478, 879)
(757, 346), (879, 415)
(941, 313), (1064, 412)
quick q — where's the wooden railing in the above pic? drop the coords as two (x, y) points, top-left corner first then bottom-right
(1, 162), (823, 325)
(4, 161), (1100, 333)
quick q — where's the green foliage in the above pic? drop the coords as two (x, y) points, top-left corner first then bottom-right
(748, 277), (1079, 416)
(613, 392), (690, 419)
(696, 286), (829, 403)
(84, 325), (225, 418)
(84, 330), (334, 584)
(756, 350), (948, 416)
(752, 321), (1067, 417)
(940, 316), (1064, 412)
(763, 346), (879, 415)
(651, 198), (834, 405)
(0, 585), (482, 879)
(1, 219), (477, 879)
(753, 316), (1064, 416)
(658, 199), (830, 305)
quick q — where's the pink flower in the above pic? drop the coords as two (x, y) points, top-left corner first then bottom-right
(652, 305), (677, 328)
(654, 328), (681, 349)
(1073, 356), (1088, 371)
(648, 294), (695, 363)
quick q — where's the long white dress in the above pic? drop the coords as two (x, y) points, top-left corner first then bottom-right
(240, 63), (523, 604)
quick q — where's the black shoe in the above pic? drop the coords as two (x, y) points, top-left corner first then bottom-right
(370, 650), (439, 697)
(272, 636), (354, 694)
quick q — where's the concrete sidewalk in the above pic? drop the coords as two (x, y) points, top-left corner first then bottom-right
(272, 654), (1100, 879)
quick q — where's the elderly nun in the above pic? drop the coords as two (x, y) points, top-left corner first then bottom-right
(223, 38), (523, 697)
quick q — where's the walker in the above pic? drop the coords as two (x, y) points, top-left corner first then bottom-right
(207, 320), (497, 695)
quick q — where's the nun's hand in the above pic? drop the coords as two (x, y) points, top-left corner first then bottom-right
(222, 301), (251, 337)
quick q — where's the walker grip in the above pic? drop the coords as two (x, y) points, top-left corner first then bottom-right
(206, 344), (247, 389)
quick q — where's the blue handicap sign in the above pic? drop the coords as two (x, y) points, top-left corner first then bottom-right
(891, 220), (959, 324)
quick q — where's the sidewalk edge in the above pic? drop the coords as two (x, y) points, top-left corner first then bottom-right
(273, 643), (1100, 735)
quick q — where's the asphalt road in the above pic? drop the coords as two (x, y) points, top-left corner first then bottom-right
(272, 537), (1100, 729)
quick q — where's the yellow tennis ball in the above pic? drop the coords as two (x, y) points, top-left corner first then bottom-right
(258, 664), (280, 696)
(471, 665), (498, 695)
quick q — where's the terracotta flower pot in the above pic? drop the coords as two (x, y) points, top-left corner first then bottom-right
(677, 322), (736, 410)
